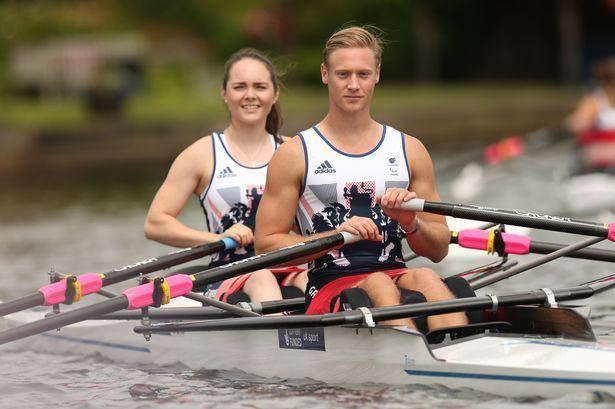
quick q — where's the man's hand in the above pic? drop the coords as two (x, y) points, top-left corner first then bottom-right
(336, 216), (382, 242)
(377, 188), (418, 231)
(221, 223), (254, 247)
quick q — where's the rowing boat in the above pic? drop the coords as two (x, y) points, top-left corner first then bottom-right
(2, 294), (615, 398)
(1, 201), (614, 399)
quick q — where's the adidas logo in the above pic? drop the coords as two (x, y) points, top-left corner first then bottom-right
(217, 166), (236, 178)
(314, 160), (336, 174)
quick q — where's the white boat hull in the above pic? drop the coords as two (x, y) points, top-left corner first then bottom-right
(3, 307), (615, 398)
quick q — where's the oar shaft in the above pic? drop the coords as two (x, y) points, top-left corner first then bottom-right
(0, 297), (129, 345)
(530, 240), (615, 262)
(452, 228), (615, 262)
(0, 239), (233, 318)
(98, 298), (305, 320)
(191, 233), (349, 288)
(402, 199), (613, 239)
(135, 285), (596, 333)
(0, 233), (355, 345)
(101, 240), (229, 286)
(0, 294), (44, 317)
(469, 236), (605, 289)
(183, 292), (259, 317)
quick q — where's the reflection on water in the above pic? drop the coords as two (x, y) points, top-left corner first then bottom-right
(1, 145), (615, 408)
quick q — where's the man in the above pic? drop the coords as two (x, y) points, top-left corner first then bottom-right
(255, 26), (467, 329)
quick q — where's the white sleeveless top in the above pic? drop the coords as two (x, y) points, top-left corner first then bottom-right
(296, 125), (410, 286)
(199, 132), (277, 267)
(595, 90), (615, 130)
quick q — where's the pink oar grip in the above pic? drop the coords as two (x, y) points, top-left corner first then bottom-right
(457, 229), (531, 254)
(38, 273), (103, 305)
(609, 223), (615, 242)
(77, 273), (104, 296)
(123, 274), (194, 310)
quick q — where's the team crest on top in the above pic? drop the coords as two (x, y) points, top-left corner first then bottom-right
(387, 155), (398, 176)
(217, 166), (237, 178)
(315, 160), (336, 174)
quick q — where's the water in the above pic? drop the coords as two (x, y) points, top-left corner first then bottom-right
(1, 143), (615, 408)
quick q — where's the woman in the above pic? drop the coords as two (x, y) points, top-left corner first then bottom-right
(566, 56), (615, 171)
(144, 48), (306, 303)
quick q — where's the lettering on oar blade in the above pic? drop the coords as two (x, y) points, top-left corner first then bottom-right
(278, 328), (325, 351)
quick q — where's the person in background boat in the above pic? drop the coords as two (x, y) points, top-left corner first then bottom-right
(566, 56), (615, 172)
(144, 48), (307, 303)
(255, 26), (468, 330)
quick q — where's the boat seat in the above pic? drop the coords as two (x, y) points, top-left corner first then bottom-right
(281, 285), (305, 300)
(443, 276), (483, 324)
(226, 290), (250, 305)
(425, 321), (513, 344)
(398, 276), (482, 333)
(400, 289), (429, 333)
(225, 285), (304, 306)
(330, 277), (481, 332)
(333, 287), (373, 311)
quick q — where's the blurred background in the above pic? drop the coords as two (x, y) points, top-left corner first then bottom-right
(1, 0), (615, 294)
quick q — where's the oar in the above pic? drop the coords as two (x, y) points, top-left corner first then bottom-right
(469, 236), (605, 289)
(97, 298), (305, 321)
(403, 222), (497, 262)
(452, 228), (615, 262)
(134, 271), (615, 333)
(406, 226), (615, 263)
(399, 199), (615, 240)
(0, 232), (358, 345)
(0, 238), (237, 318)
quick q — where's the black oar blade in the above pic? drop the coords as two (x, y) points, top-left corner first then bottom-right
(0, 296), (129, 345)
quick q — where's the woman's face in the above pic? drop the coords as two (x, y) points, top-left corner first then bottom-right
(221, 58), (279, 128)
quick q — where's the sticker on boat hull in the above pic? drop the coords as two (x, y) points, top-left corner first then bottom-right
(278, 328), (325, 351)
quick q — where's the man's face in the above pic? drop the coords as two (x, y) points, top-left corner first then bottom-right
(321, 47), (380, 114)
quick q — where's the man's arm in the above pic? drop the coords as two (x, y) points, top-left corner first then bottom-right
(255, 138), (380, 263)
(378, 134), (450, 262)
(255, 138), (328, 262)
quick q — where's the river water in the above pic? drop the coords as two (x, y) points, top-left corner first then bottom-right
(1, 141), (615, 408)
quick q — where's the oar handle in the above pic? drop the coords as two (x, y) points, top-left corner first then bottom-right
(399, 199), (615, 240)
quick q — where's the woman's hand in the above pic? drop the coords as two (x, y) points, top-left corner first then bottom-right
(221, 223), (254, 247)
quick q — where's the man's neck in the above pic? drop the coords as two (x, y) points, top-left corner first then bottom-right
(321, 109), (379, 140)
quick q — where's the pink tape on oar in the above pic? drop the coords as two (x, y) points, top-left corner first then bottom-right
(38, 273), (103, 305)
(457, 229), (531, 254)
(609, 223), (615, 242)
(123, 274), (193, 310)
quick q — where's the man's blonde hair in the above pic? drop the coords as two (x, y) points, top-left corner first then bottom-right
(323, 25), (384, 67)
